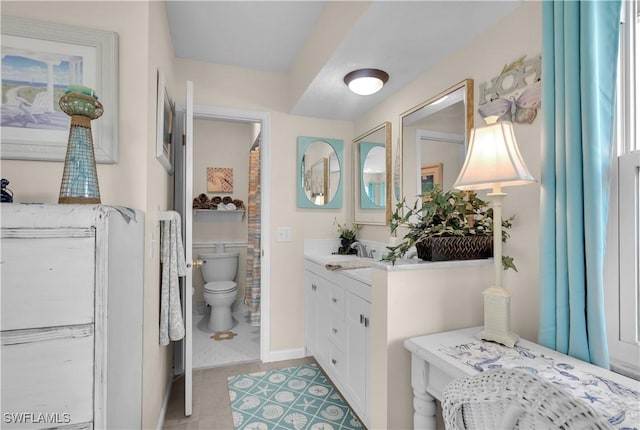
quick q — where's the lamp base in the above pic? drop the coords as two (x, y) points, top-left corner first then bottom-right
(476, 328), (519, 348)
(477, 286), (519, 348)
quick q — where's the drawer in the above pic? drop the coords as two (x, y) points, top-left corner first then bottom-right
(329, 312), (346, 351)
(1, 325), (94, 429)
(328, 344), (346, 381)
(1, 236), (95, 330)
(329, 284), (345, 313)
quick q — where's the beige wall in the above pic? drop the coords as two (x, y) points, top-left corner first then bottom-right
(145, 1), (177, 429)
(1, 2), (177, 428)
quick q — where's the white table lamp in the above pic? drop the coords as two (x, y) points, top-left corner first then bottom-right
(453, 116), (536, 347)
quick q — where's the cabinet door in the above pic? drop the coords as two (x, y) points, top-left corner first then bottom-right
(304, 270), (331, 365)
(315, 276), (331, 366)
(346, 291), (370, 421)
(304, 271), (318, 355)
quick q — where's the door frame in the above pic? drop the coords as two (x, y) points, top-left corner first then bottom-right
(191, 104), (271, 362)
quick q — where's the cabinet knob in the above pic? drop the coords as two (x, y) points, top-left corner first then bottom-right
(332, 358), (337, 365)
(332, 328), (338, 334)
(360, 314), (364, 324)
(311, 284), (317, 291)
(364, 317), (370, 328)
(332, 298), (338, 303)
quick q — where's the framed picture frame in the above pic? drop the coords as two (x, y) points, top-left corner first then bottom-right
(156, 70), (174, 174)
(421, 162), (443, 193)
(1, 16), (118, 163)
(207, 167), (233, 193)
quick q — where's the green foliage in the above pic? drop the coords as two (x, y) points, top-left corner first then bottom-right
(384, 188), (516, 270)
(334, 219), (362, 255)
(334, 219), (362, 241)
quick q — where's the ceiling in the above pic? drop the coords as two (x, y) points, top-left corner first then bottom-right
(165, 1), (522, 121)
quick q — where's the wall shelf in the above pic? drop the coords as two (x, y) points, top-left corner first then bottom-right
(193, 209), (245, 223)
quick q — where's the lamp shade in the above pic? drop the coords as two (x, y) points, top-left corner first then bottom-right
(344, 69), (389, 96)
(454, 118), (535, 191)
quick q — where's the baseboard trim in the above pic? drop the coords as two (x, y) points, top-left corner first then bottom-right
(155, 376), (174, 430)
(266, 347), (307, 363)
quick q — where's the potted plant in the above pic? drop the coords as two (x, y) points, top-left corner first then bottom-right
(334, 219), (363, 255)
(384, 188), (516, 270)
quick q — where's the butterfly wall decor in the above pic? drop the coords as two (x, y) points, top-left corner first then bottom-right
(478, 55), (542, 125)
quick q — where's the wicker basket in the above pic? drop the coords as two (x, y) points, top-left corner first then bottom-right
(415, 235), (493, 261)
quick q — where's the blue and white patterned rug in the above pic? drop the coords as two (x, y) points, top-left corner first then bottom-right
(227, 363), (364, 430)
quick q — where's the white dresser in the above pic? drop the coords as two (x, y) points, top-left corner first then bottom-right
(1, 204), (144, 429)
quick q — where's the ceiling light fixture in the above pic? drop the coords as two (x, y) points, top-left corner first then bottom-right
(344, 68), (389, 96)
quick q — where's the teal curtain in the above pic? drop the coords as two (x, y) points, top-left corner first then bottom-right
(539, 0), (621, 368)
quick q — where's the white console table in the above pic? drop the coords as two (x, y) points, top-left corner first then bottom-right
(404, 326), (639, 430)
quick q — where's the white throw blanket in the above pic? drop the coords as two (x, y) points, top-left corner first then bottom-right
(159, 211), (187, 345)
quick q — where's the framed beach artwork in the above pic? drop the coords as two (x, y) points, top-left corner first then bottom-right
(421, 162), (443, 193)
(156, 70), (174, 174)
(0, 16), (119, 163)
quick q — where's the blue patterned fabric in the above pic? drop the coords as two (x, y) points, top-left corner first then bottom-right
(228, 364), (363, 430)
(539, 0), (622, 368)
(441, 340), (639, 429)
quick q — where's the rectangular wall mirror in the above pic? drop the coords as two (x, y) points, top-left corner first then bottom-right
(353, 122), (391, 225)
(400, 79), (474, 208)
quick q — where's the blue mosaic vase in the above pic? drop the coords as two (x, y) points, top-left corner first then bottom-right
(58, 87), (103, 204)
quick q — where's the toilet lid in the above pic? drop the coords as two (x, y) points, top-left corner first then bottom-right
(204, 281), (237, 293)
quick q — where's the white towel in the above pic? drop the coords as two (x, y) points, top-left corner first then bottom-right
(325, 258), (374, 271)
(159, 211), (187, 346)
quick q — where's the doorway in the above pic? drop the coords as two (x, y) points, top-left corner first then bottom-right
(188, 105), (271, 368)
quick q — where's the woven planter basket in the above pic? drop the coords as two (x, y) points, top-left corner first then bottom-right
(415, 235), (493, 261)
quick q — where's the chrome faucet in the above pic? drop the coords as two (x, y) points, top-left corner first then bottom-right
(350, 241), (375, 258)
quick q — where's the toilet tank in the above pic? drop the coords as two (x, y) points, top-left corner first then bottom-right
(198, 252), (239, 282)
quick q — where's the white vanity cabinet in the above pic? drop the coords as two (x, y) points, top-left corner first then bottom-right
(1, 204), (144, 429)
(303, 258), (371, 427)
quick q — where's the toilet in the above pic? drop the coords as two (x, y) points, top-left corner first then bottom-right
(199, 252), (239, 332)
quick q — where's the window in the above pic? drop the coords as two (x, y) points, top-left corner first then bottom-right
(607, 0), (640, 379)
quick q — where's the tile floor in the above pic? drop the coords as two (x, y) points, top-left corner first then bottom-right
(163, 356), (316, 429)
(192, 303), (260, 369)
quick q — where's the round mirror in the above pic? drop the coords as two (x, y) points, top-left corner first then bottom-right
(362, 145), (386, 206)
(301, 140), (340, 206)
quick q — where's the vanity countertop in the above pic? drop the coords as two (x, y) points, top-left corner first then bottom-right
(304, 238), (493, 287)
